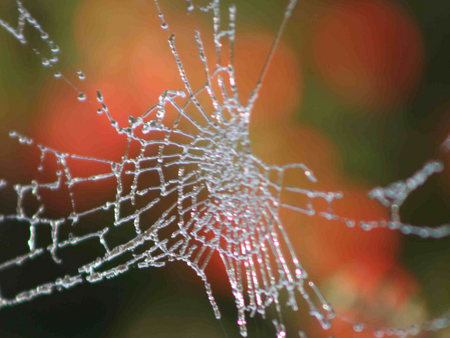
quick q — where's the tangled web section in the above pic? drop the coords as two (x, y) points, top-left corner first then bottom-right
(0, 1), (449, 337)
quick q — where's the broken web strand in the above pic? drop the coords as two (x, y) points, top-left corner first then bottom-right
(0, 1), (449, 337)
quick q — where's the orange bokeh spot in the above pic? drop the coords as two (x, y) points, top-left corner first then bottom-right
(75, 0), (302, 122)
(288, 184), (400, 278)
(251, 122), (340, 183)
(320, 257), (419, 338)
(33, 78), (140, 164)
(233, 32), (302, 122)
(311, 0), (424, 110)
(74, 0), (206, 102)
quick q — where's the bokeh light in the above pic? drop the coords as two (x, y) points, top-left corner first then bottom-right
(311, 0), (424, 111)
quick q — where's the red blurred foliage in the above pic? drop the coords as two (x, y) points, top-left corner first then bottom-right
(299, 186), (400, 277)
(311, 0), (424, 110)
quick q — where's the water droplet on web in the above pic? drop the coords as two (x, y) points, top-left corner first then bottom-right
(129, 116), (137, 125)
(374, 329), (384, 337)
(360, 222), (371, 231)
(53, 71), (62, 78)
(97, 109), (103, 115)
(77, 70), (86, 80)
(96, 90), (104, 103)
(408, 325), (420, 335)
(77, 92), (87, 101)
(51, 45), (60, 53)
(322, 303), (332, 312)
(41, 58), (50, 67)
(345, 219), (355, 227)
(185, 0), (194, 11)
(353, 323), (364, 332)
(277, 330), (286, 338)
(158, 12), (168, 30)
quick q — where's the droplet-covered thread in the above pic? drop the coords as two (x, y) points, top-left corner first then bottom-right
(0, 1), (449, 337)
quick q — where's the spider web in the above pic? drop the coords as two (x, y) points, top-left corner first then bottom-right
(0, 1), (449, 337)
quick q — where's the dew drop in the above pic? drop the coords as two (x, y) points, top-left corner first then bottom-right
(41, 58), (50, 67)
(374, 329), (384, 337)
(129, 116), (137, 125)
(408, 325), (420, 335)
(77, 70), (86, 80)
(50, 45), (60, 53)
(360, 222), (371, 231)
(96, 90), (104, 103)
(345, 219), (355, 227)
(353, 323), (364, 333)
(77, 92), (87, 101)
(53, 71), (62, 78)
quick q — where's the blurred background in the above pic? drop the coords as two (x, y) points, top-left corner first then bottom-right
(0, 0), (448, 337)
